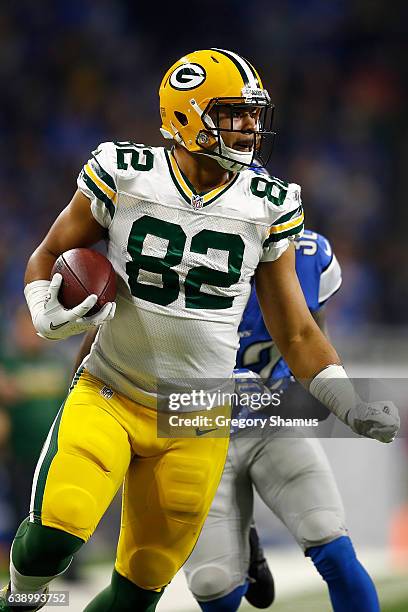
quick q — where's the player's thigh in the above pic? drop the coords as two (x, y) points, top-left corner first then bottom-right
(184, 453), (253, 601)
(115, 434), (229, 590)
(250, 433), (347, 549)
(32, 370), (132, 541)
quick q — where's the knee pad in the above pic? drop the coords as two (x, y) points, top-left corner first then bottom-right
(158, 454), (210, 519)
(44, 482), (98, 534)
(189, 565), (233, 601)
(125, 547), (177, 591)
(296, 509), (347, 549)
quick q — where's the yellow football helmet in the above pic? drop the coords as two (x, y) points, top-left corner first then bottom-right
(159, 48), (275, 172)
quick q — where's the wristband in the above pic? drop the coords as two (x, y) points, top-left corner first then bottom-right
(309, 364), (358, 423)
(24, 280), (50, 327)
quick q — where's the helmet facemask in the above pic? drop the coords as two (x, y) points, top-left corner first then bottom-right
(193, 95), (275, 172)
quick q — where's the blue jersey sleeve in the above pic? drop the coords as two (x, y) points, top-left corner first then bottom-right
(294, 230), (341, 311)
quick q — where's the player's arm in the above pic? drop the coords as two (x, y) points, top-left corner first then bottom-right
(256, 244), (339, 379)
(24, 191), (115, 341)
(255, 244), (399, 442)
(25, 190), (106, 283)
(311, 308), (329, 338)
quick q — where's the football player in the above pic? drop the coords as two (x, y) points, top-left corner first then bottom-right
(183, 229), (382, 612)
(1, 49), (399, 612)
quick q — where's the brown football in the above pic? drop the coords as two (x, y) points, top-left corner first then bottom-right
(51, 248), (117, 316)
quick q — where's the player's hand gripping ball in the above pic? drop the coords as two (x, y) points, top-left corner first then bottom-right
(51, 248), (116, 316)
(33, 249), (117, 340)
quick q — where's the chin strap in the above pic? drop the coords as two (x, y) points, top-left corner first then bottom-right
(215, 145), (253, 172)
(197, 149), (247, 173)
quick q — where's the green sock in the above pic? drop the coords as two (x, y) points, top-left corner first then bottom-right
(12, 518), (84, 577)
(84, 569), (164, 612)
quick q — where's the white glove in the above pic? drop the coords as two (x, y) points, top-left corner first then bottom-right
(24, 273), (116, 340)
(347, 400), (400, 443)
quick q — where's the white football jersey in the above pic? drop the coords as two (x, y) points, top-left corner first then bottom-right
(77, 142), (304, 409)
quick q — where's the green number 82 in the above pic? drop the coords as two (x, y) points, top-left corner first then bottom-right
(126, 215), (245, 309)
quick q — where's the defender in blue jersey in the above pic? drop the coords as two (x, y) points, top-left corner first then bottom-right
(184, 231), (381, 612)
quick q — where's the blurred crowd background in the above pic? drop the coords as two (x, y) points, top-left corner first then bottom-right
(1, 0), (407, 332)
(0, 0), (407, 605)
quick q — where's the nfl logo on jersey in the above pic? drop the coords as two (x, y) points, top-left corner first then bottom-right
(100, 385), (114, 399)
(191, 194), (204, 209)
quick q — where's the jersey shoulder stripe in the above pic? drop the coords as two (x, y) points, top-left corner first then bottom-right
(274, 204), (303, 227)
(84, 161), (116, 202)
(78, 141), (119, 225)
(81, 167), (116, 219)
(264, 206), (304, 244)
(90, 154), (116, 191)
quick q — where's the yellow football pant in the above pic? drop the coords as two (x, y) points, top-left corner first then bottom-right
(31, 370), (229, 590)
